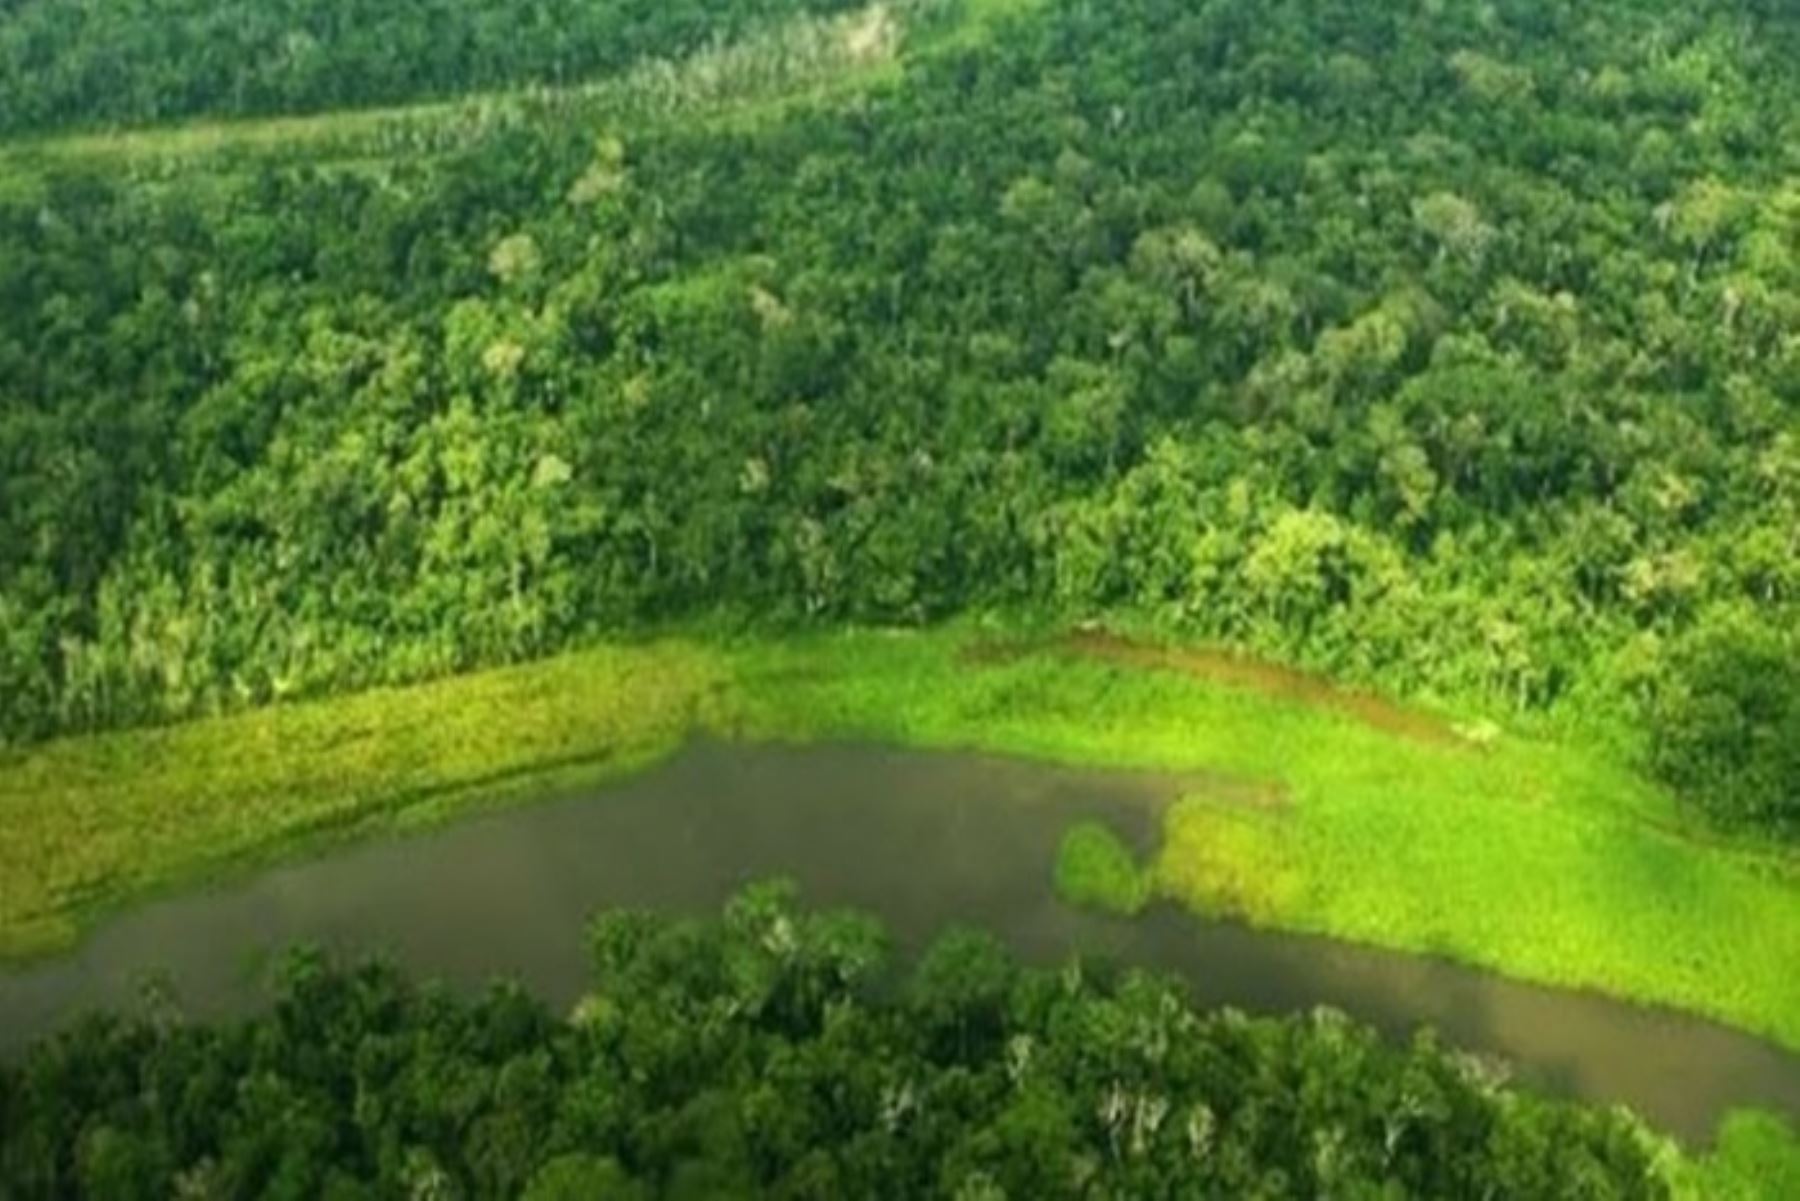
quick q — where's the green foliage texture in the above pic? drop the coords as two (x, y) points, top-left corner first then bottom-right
(0, 0), (863, 136)
(1679, 1111), (1800, 1200)
(4, 0), (1800, 832)
(1054, 820), (1151, 916)
(0, 884), (1683, 1199)
(1648, 621), (1800, 838)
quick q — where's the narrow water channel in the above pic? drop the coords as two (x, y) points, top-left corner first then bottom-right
(2, 740), (1795, 1143)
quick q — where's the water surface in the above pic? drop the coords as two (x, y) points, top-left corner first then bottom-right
(2, 740), (1795, 1142)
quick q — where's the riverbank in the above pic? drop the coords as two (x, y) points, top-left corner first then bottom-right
(3, 625), (1797, 1056)
(0, 642), (721, 959)
(731, 630), (1800, 1045)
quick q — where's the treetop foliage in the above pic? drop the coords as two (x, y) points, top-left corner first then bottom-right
(0, 0), (864, 137)
(0, 884), (1677, 1198)
(2, 0), (1798, 832)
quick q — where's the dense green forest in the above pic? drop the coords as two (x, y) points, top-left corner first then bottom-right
(2, 0), (1799, 846)
(0, 0), (862, 136)
(0, 886), (1688, 1199)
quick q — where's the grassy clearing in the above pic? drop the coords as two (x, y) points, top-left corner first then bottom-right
(4, 624), (1797, 1059)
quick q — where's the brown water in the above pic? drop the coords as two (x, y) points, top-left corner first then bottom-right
(2, 740), (1795, 1143)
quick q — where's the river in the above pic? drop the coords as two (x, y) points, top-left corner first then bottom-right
(2, 739), (1795, 1143)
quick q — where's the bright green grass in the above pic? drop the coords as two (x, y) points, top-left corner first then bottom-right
(1674, 1110), (1800, 1199)
(0, 641), (720, 959)
(4, 625), (1797, 1059)
(1053, 820), (1152, 916)
(725, 629), (1800, 1051)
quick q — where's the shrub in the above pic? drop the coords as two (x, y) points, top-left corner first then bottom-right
(1649, 624), (1800, 840)
(1053, 820), (1151, 915)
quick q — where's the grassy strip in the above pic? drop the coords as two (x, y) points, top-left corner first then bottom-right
(724, 629), (1800, 1051)
(0, 0), (1050, 206)
(0, 0), (951, 188)
(4, 624), (1797, 1057)
(0, 641), (720, 960)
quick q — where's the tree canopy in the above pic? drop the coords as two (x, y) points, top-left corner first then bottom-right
(1649, 619), (1800, 837)
(0, 0), (862, 136)
(0, 885), (1677, 1198)
(1, 0), (1798, 833)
